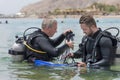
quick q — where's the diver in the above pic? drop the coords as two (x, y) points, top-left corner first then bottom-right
(5, 20), (8, 24)
(25, 18), (74, 62)
(69, 14), (117, 69)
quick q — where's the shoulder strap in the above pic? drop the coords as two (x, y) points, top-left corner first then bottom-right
(91, 30), (120, 62)
(25, 32), (46, 54)
(91, 32), (103, 62)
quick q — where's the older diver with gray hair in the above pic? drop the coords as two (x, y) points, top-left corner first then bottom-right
(26, 18), (74, 62)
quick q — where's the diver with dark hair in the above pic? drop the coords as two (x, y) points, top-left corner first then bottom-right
(69, 14), (117, 69)
(25, 18), (74, 62)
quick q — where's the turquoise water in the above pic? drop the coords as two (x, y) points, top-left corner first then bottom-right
(0, 18), (120, 80)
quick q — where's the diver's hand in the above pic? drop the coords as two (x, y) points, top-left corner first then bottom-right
(67, 53), (74, 57)
(66, 40), (74, 49)
(77, 62), (86, 67)
(63, 29), (72, 36)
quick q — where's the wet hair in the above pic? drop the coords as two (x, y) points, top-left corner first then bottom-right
(42, 18), (57, 29)
(79, 14), (96, 27)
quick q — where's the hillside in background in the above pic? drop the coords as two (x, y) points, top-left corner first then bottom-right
(20, 0), (120, 18)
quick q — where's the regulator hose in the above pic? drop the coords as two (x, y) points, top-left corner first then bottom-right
(104, 27), (119, 37)
(22, 27), (46, 54)
(23, 27), (40, 41)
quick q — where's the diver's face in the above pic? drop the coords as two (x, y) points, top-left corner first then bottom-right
(49, 22), (57, 37)
(80, 24), (93, 36)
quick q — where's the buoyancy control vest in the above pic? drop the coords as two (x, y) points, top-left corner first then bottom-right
(25, 30), (46, 54)
(91, 30), (117, 64)
(8, 27), (46, 62)
(82, 27), (120, 68)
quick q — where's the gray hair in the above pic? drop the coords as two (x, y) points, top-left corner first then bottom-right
(41, 19), (57, 29)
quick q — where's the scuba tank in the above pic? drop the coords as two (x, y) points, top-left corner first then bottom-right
(115, 38), (120, 65)
(8, 36), (26, 62)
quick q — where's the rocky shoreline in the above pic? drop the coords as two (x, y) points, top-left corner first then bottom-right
(1, 14), (120, 19)
(48, 14), (120, 19)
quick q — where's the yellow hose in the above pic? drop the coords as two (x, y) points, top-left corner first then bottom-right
(23, 41), (46, 54)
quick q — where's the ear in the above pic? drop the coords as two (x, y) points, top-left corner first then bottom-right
(91, 25), (96, 28)
(45, 26), (50, 30)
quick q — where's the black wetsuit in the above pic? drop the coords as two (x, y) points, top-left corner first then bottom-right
(26, 29), (69, 62)
(74, 29), (116, 69)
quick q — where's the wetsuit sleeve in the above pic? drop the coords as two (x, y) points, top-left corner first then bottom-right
(73, 49), (83, 58)
(35, 36), (69, 57)
(91, 37), (112, 66)
(51, 34), (65, 47)
(73, 43), (84, 58)
(73, 36), (87, 58)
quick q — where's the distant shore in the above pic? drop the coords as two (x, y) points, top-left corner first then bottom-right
(1, 14), (120, 19)
(48, 14), (120, 19)
(94, 15), (120, 18)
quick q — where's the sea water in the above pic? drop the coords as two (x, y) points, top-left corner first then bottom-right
(0, 17), (120, 80)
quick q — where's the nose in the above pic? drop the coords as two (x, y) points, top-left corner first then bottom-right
(83, 31), (85, 34)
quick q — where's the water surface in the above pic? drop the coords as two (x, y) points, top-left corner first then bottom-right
(0, 18), (120, 80)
